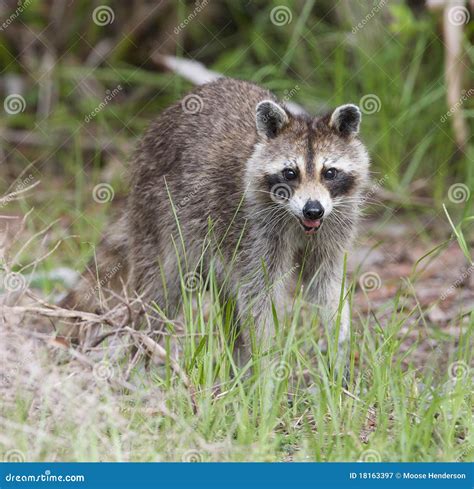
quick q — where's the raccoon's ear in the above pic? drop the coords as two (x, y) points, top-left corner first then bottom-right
(255, 100), (289, 138)
(329, 104), (361, 137)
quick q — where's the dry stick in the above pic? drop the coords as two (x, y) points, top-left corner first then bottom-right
(4, 305), (103, 324)
(25, 292), (135, 330)
(7, 296), (194, 402)
(124, 343), (143, 382)
(443, 4), (468, 152)
(427, 0), (468, 152)
(124, 327), (190, 387)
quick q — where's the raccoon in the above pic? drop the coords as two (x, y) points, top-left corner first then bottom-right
(63, 78), (370, 363)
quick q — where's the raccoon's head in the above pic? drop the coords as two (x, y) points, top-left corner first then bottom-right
(246, 99), (370, 236)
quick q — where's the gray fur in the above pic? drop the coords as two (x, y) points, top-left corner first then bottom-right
(62, 78), (370, 363)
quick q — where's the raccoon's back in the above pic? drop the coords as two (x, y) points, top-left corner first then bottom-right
(133, 78), (274, 178)
(128, 78), (277, 234)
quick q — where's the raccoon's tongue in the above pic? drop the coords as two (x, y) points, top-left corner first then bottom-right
(302, 219), (321, 229)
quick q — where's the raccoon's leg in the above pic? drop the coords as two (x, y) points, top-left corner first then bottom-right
(234, 285), (272, 365)
(303, 257), (351, 374)
(233, 264), (293, 367)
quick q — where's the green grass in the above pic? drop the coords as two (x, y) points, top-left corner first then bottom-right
(2, 255), (472, 462)
(0, 0), (473, 463)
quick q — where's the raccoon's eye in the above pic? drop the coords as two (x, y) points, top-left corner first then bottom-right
(323, 168), (338, 180)
(282, 168), (297, 181)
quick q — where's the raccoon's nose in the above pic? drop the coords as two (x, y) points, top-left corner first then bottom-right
(303, 200), (325, 220)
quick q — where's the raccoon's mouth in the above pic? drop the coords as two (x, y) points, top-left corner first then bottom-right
(300, 218), (323, 235)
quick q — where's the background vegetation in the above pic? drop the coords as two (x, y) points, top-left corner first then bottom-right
(0, 0), (472, 462)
